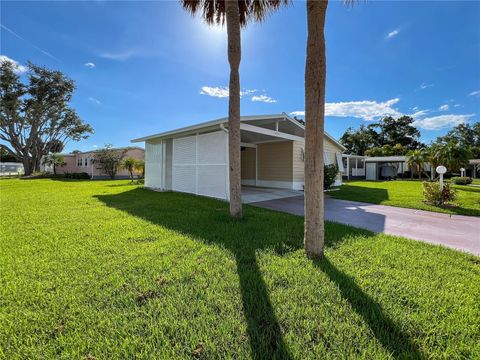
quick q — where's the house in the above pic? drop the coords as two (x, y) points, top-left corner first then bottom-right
(341, 155), (432, 180)
(131, 114), (346, 200)
(0, 162), (24, 176)
(43, 147), (144, 179)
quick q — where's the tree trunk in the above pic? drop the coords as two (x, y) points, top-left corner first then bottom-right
(304, 0), (328, 258)
(22, 157), (32, 176)
(53, 163), (57, 175)
(226, 0), (242, 218)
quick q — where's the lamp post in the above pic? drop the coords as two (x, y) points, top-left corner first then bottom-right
(460, 167), (465, 177)
(436, 165), (447, 190)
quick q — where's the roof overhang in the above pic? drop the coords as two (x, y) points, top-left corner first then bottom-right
(131, 113), (346, 151)
(364, 156), (407, 162)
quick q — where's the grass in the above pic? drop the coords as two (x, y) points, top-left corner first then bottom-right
(1, 178), (479, 359)
(329, 180), (480, 216)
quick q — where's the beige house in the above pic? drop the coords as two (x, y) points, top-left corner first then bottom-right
(132, 114), (345, 200)
(43, 147), (144, 179)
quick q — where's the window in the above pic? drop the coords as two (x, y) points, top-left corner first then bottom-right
(77, 157), (82, 167)
(84, 158), (88, 167)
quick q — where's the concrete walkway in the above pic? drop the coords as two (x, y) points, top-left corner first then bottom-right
(251, 196), (480, 256)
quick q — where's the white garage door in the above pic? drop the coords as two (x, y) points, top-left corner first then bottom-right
(172, 131), (228, 199)
(366, 163), (377, 180)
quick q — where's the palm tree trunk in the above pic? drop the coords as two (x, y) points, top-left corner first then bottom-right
(226, 0), (242, 218)
(304, 0), (328, 258)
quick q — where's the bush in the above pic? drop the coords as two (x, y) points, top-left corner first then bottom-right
(64, 172), (90, 179)
(422, 181), (456, 206)
(324, 164), (338, 189)
(451, 177), (472, 185)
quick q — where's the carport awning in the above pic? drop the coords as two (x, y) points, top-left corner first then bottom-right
(239, 123), (304, 144)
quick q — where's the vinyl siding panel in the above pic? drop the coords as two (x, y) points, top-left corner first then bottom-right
(257, 141), (293, 182)
(292, 141), (304, 183)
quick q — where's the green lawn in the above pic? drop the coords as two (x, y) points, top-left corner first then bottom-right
(329, 180), (480, 216)
(1, 179), (479, 359)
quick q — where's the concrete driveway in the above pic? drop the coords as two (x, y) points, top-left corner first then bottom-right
(251, 195), (480, 256)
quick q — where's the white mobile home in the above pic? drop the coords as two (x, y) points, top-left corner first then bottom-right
(131, 114), (346, 200)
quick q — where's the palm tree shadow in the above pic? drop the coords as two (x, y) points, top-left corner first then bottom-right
(96, 188), (422, 359)
(96, 188), (293, 359)
(313, 257), (423, 359)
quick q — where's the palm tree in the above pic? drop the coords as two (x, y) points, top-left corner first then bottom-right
(407, 149), (425, 179)
(181, 0), (287, 218)
(121, 157), (137, 182)
(438, 142), (472, 173)
(134, 159), (145, 179)
(42, 153), (66, 175)
(303, 0), (329, 257)
(425, 145), (441, 180)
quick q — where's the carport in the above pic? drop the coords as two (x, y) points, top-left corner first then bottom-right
(132, 114), (306, 200)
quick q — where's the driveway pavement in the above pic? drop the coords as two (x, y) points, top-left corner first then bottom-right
(251, 195), (480, 256)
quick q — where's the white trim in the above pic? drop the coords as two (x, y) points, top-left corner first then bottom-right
(241, 142), (257, 148)
(241, 179), (256, 186)
(255, 180), (294, 189)
(292, 181), (304, 190)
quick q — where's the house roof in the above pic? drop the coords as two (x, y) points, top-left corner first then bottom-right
(364, 156), (407, 162)
(57, 146), (144, 157)
(131, 113), (346, 151)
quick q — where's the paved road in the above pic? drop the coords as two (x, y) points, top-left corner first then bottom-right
(252, 196), (480, 256)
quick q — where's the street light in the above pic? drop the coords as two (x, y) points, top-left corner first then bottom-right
(436, 165), (447, 190)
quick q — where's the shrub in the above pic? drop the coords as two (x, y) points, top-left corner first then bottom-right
(324, 164), (338, 189)
(451, 177), (472, 185)
(422, 181), (456, 206)
(64, 172), (90, 179)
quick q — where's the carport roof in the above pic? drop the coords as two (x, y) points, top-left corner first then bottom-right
(131, 113), (346, 150)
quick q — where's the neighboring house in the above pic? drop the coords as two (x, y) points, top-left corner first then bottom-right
(42, 147), (144, 179)
(341, 155), (432, 180)
(131, 114), (346, 200)
(0, 162), (24, 176)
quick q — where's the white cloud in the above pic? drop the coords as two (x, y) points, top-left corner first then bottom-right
(324, 98), (402, 121)
(92, 145), (98, 149)
(251, 94), (277, 103)
(290, 99), (403, 121)
(199, 86), (259, 98)
(415, 114), (475, 130)
(84, 62), (95, 68)
(418, 82), (434, 90)
(438, 104), (449, 111)
(100, 50), (139, 61)
(387, 29), (400, 39)
(469, 90), (480, 97)
(290, 111), (305, 117)
(200, 86), (230, 98)
(0, 55), (27, 74)
(88, 97), (101, 105)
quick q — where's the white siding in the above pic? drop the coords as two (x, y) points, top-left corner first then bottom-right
(145, 140), (164, 188)
(172, 131), (228, 199)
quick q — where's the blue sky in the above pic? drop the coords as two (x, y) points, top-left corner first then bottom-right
(1, 1), (479, 152)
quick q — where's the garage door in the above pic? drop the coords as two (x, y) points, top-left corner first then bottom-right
(172, 131), (228, 199)
(366, 163), (377, 180)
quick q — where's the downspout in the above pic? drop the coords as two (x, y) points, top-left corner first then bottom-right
(220, 123), (228, 133)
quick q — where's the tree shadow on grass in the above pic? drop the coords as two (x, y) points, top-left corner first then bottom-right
(96, 188), (422, 359)
(313, 257), (423, 359)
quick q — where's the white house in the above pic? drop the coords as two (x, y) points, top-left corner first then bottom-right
(131, 114), (346, 200)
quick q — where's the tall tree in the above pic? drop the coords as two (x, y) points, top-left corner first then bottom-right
(0, 60), (93, 175)
(407, 149), (426, 179)
(340, 116), (423, 155)
(304, 0), (328, 257)
(181, 0), (287, 218)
